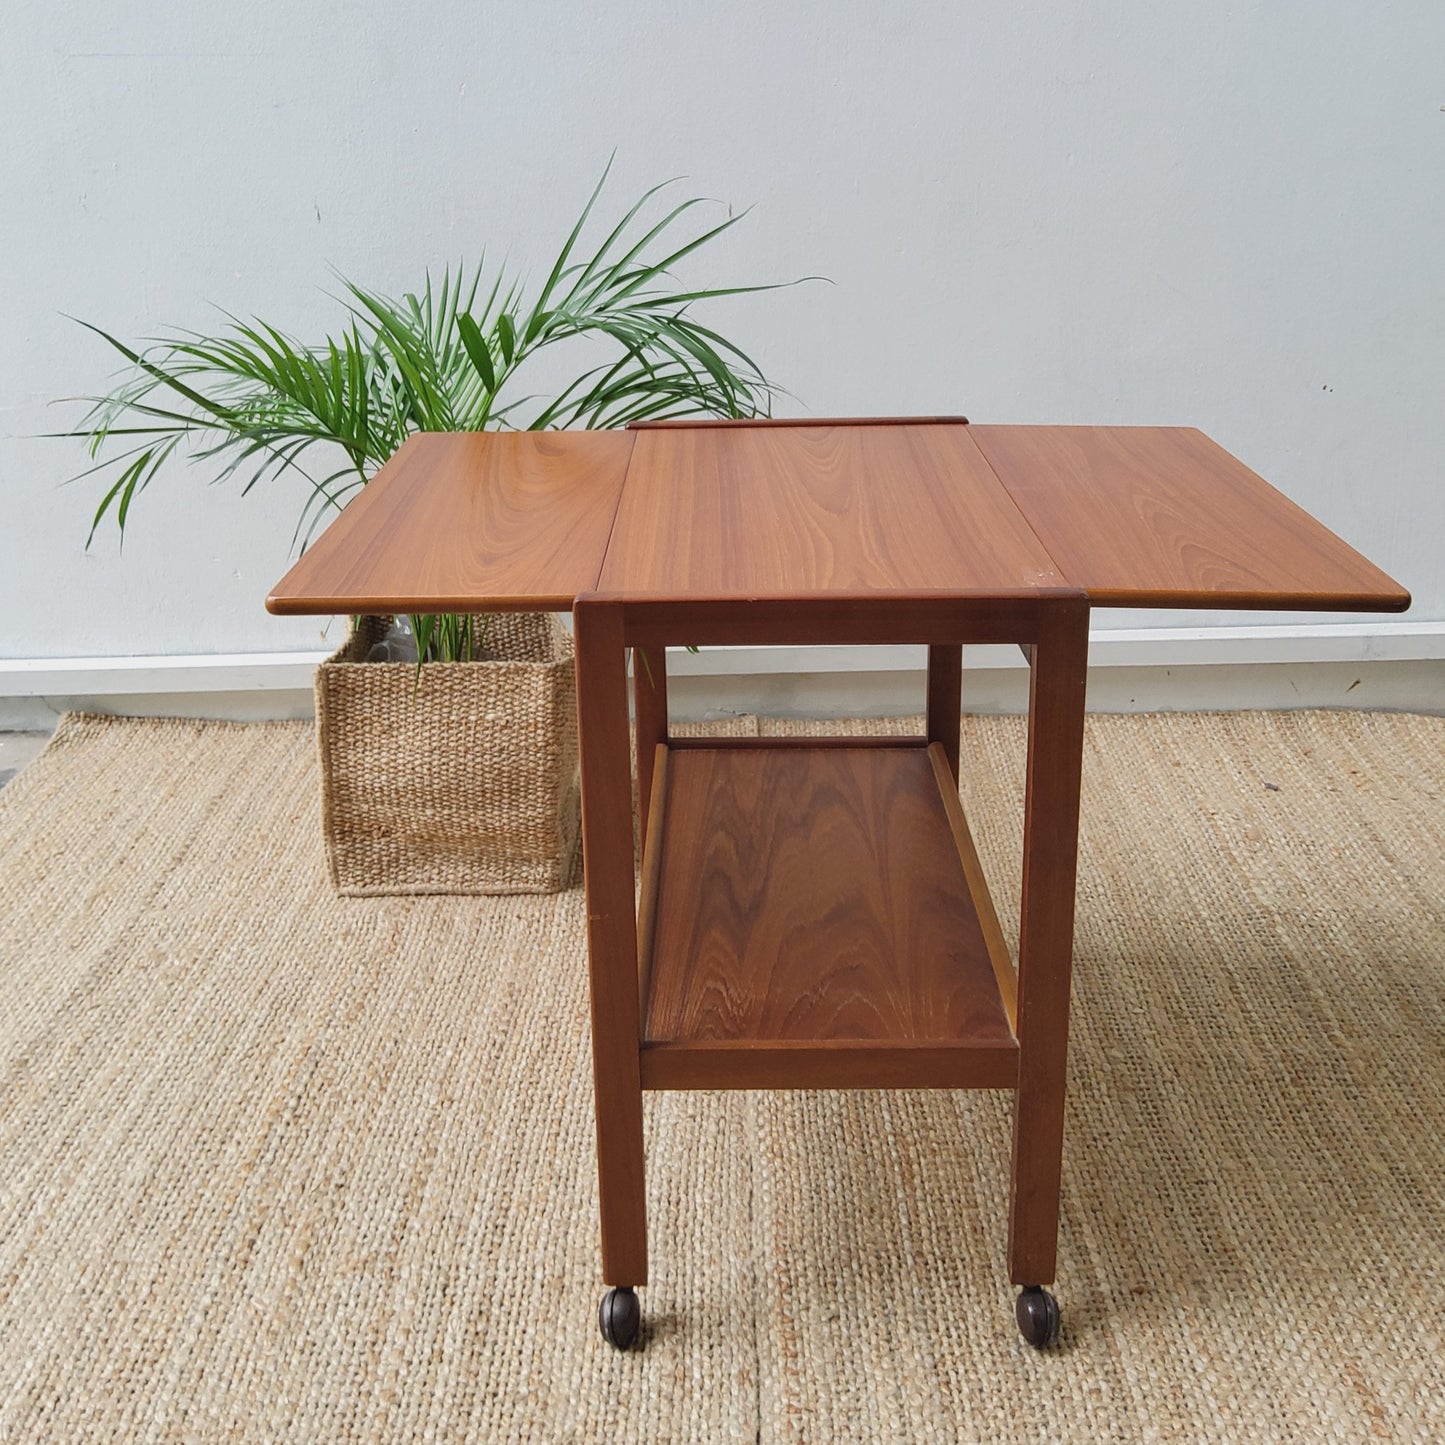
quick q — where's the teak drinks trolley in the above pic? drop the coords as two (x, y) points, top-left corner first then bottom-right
(270, 418), (1409, 1350)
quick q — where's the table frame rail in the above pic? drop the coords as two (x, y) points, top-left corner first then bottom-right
(575, 589), (1089, 1309)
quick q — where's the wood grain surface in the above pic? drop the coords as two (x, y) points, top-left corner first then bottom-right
(598, 423), (1064, 597)
(266, 430), (634, 615)
(632, 648), (668, 843)
(628, 415), (969, 429)
(928, 743), (1017, 1031)
(635, 743), (669, 1038)
(267, 422), (1409, 618)
(642, 746), (1013, 1048)
(572, 601), (649, 1286)
(638, 1038), (1018, 1092)
(926, 645), (963, 779)
(616, 592), (1074, 649)
(1007, 599), (1090, 1287)
(969, 425), (1411, 612)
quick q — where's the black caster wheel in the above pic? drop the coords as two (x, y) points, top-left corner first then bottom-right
(599, 1286), (641, 1350)
(1015, 1286), (1061, 1349)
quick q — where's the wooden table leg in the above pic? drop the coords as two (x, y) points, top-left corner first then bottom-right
(1007, 599), (1088, 1345)
(633, 645), (669, 843)
(926, 644), (962, 781)
(574, 601), (649, 1345)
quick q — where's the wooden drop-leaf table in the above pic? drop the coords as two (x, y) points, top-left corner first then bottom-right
(269, 418), (1408, 1351)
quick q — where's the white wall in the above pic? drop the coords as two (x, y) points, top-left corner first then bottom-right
(3, 2), (1441, 672)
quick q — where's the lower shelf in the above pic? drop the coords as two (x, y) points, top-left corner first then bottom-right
(638, 742), (1019, 1091)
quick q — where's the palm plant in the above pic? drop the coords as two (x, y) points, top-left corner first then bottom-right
(62, 167), (795, 661)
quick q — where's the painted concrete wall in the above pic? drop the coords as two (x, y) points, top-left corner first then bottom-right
(3, 1), (1441, 663)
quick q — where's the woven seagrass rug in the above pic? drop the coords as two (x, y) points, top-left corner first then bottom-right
(0, 710), (1441, 1442)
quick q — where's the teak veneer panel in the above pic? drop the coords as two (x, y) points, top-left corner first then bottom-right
(599, 423), (1064, 597)
(267, 422), (1409, 619)
(628, 414), (970, 429)
(266, 430), (635, 615)
(969, 425), (1410, 612)
(643, 746), (1014, 1049)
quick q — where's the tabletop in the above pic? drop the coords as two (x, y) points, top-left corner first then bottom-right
(267, 419), (1409, 616)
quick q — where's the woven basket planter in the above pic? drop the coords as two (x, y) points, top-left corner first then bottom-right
(315, 613), (580, 896)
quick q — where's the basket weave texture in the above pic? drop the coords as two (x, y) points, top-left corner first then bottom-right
(315, 613), (579, 896)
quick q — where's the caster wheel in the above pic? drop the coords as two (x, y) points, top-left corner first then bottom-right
(599, 1286), (641, 1350)
(1015, 1286), (1060, 1349)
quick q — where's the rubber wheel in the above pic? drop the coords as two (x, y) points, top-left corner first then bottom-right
(1015, 1286), (1061, 1348)
(599, 1286), (641, 1350)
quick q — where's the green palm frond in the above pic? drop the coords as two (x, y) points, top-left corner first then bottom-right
(59, 165), (815, 658)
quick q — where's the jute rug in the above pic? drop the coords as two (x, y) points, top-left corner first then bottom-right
(0, 711), (1441, 1443)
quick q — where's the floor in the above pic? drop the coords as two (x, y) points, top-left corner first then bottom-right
(1, 709), (1440, 1441)
(0, 731), (52, 788)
